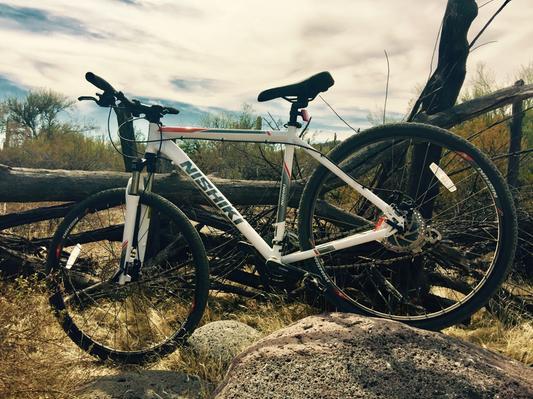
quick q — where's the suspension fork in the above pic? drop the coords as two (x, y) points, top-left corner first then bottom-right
(119, 154), (156, 284)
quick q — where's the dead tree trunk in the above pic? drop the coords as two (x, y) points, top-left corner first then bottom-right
(114, 108), (137, 172)
(0, 203), (74, 230)
(418, 82), (533, 128)
(394, 0), (478, 301)
(408, 0), (478, 219)
(409, 0), (478, 121)
(507, 80), (525, 193)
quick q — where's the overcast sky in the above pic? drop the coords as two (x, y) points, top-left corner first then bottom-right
(0, 0), (532, 136)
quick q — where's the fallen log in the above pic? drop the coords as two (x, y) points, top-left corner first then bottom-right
(0, 163), (304, 205)
(0, 203), (75, 230)
(1, 78), (532, 206)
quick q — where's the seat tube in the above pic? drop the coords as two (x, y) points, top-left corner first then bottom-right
(272, 125), (297, 258)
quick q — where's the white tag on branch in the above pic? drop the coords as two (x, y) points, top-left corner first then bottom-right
(65, 244), (82, 270)
(430, 162), (457, 192)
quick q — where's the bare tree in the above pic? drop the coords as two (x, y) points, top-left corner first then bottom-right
(4, 89), (74, 138)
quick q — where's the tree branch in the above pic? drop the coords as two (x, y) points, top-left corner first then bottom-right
(414, 82), (533, 128)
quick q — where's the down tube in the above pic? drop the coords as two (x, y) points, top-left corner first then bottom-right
(158, 140), (274, 259)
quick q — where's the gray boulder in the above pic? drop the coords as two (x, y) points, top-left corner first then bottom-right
(214, 313), (533, 399)
(188, 320), (261, 365)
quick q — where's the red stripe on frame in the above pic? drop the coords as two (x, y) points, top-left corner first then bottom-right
(161, 126), (209, 133)
(283, 162), (291, 178)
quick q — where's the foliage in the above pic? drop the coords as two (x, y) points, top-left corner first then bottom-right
(453, 64), (533, 280)
(0, 128), (123, 170)
(453, 63), (532, 184)
(3, 89), (75, 139)
(0, 88), (123, 170)
(178, 103), (337, 180)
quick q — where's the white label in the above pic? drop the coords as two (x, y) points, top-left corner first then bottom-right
(430, 162), (457, 192)
(65, 243), (82, 270)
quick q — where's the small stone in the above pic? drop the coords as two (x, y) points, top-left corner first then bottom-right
(188, 320), (261, 365)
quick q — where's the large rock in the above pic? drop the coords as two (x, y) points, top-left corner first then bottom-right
(214, 313), (533, 399)
(188, 320), (261, 365)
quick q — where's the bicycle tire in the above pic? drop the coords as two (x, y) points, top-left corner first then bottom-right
(47, 188), (209, 362)
(298, 122), (517, 330)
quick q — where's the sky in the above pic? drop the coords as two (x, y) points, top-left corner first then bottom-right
(0, 0), (532, 140)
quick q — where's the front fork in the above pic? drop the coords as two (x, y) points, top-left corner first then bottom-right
(118, 155), (156, 284)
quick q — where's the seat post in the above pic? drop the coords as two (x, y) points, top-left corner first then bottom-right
(287, 101), (306, 127)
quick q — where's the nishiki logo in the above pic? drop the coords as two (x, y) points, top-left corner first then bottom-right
(180, 161), (243, 225)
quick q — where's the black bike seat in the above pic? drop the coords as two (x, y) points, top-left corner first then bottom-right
(257, 71), (334, 103)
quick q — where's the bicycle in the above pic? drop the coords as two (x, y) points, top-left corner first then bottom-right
(46, 71), (517, 363)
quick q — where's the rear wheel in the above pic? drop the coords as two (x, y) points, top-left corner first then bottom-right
(298, 123), (517, 330)
(47, 188), (209, 363)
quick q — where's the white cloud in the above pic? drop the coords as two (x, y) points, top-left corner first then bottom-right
(0, 0), (531, 130)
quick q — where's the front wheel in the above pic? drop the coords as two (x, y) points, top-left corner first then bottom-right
(47, 188), (209, 363)
(298, 123), (517, 330)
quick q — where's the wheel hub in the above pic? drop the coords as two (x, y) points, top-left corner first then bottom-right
(383, 206), (427, 253)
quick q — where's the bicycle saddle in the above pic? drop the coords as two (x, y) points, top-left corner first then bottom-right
(257, 71), (334, 103)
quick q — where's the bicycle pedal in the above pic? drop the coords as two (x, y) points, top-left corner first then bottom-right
(302, 274), (327, 292)
(118, 273), (132, 285)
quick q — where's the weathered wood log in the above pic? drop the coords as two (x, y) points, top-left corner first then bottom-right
(0, 234), (46, 277)
(114, 108), (137, 172)
(0, 203), (74, 230)
(1, 83), (531, 207)
(507, 80), (525, 192)
(0, 163), (304, 205)
(416, 82), (533, 128)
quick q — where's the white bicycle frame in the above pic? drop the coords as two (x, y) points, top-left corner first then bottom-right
(120, 121), (404, 280)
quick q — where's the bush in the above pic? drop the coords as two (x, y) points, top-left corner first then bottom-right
(0, 129), (123, 171)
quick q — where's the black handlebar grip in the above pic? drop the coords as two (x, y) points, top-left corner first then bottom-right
(165, 106), (180, 115)
(85, 72), (115, 93)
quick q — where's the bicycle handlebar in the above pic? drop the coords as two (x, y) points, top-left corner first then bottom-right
(81, 71), (179, 122)
(86, 72), (116, 94)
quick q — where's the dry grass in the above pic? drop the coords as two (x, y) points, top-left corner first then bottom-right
(0, 278), (316, 398)
(445, 310), (533, 366)
(158, 293), (317, 390)
(0, 278), (95, 399)
(1, 275), (531, 399)
(1, 202), (530, 396)
(203, 292), (316, 334)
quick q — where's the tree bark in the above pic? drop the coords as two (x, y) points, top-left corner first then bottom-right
(407, 0), (478, 219)
(0, 203), (74, 230)
(417, 82), (533, 128)
(507, 80), (525, 192)
(409, 0), (478, 120)
(0, 163), (303, 206)
(114, 108), (137, 172)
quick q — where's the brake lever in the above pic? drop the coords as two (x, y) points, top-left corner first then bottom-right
(95, 91), (116, 107)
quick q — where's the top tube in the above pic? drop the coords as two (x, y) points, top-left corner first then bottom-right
(159, 125), (300, 145)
